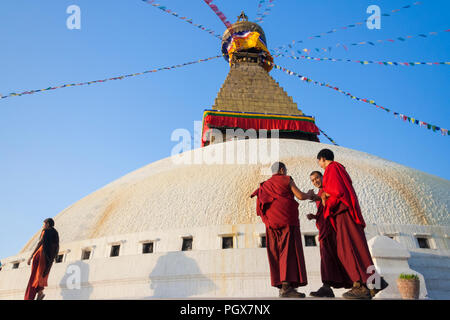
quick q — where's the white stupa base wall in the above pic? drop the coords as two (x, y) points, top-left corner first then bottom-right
(1, 223), (449, 300)
(368, 235), (428, 299)
(0, 248), (378, 300)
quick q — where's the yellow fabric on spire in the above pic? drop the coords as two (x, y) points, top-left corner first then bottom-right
(227, 31), (273, 71)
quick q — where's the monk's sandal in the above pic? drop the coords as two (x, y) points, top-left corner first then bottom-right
(310, 286), (335, 298)
(279, 286), (306, 298)
(342, 282), (372, 300)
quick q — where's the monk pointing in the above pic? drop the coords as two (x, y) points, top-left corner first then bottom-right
(251, 162), (314, 298)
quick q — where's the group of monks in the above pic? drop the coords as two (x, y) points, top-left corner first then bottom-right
(251, 148), (388, 299)
(24, 148), (387, 300)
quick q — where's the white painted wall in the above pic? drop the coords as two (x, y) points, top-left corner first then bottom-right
(1, 223), (449, 299)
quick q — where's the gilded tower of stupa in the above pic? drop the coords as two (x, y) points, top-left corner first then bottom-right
(201, 12), (320, 146)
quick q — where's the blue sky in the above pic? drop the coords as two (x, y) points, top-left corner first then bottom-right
(0, 0), (449, 260)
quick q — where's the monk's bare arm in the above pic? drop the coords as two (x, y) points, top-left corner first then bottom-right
(321, 192), (331, 206)
(290, 180), (312, 201)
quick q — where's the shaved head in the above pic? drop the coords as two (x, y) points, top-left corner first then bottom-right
(271, 162), (287, 174)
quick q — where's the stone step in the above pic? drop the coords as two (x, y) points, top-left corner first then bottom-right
(216, 95), (295, 104)
(213, 63), (304, 115)
(213, 101), (297, 108)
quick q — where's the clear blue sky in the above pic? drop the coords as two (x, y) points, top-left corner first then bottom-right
(0, 0), (449, 260)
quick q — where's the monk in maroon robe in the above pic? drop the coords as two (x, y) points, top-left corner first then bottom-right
(307, 171), (352, 298)
(25, 218), (59, 300)
(251, 162), (314, 298)
(316, 149), (388, 299)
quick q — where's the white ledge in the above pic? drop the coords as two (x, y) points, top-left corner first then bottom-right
(107, 240), (126, 245)
(413, 233), (432, 238)
(138, 238), (160, 243)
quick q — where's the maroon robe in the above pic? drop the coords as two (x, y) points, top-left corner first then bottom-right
(24, 228), (59, 300)
(315, 189), (352, 289)
(251, 174), (307, 288)
(322, 162), (375, 284)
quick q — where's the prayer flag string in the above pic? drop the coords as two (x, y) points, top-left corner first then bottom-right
(255, 0), (265, 22)
(271, 1), (422, 53)
(269, 61), (449, 137)
(277, 52), (450, 67)
(255, 0), (276, 24)
(203, 0), (232, 29)
(142, 0), (222, 40)
(339, 28), (450, 51)
(0, 56), (221, 100)
(318, 128), (339, 146)
(274, 28), (450, 54)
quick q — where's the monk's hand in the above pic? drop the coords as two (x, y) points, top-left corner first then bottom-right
(27, 257), (32, 265)
(306, 214), (316, 220)
(309, 193), (320, 202)
(306, 189), (315, 200)
(321, 192), (328, 206)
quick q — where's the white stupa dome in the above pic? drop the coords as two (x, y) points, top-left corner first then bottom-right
(20, 138), (450, 252)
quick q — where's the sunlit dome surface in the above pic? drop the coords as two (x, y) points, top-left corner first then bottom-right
(21, 139), (450, 252)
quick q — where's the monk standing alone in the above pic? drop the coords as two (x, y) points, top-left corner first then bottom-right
(251, 162), (314, 298)
(25, 218), (59, 300)
(315, 149), (388, 299)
